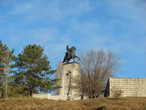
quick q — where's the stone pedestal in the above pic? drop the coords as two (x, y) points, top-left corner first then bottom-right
(59, 62), (81, 100)
(32, 62), (81, 100)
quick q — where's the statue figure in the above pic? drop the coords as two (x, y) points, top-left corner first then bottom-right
(63, 45), (80, 63)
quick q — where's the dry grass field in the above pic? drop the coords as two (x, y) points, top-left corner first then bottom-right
(0, 97), (146, 110)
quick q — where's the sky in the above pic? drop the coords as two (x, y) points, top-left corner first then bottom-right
(0, 0), (146, 78)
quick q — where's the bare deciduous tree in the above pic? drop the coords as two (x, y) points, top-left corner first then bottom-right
(77, 50), (119, 98)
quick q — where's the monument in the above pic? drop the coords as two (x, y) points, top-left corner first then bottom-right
(63, 45), (80, 63)
(58, 45), (81, 100)
(32, 45), (81, 100)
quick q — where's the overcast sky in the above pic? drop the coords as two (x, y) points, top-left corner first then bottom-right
(0, 0), (146, 77)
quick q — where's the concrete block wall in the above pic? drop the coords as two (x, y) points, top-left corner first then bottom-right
(109, 78), (146, 97)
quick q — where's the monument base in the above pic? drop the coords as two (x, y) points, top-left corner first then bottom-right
(59, 62), (81, 100)
(33, 62), (81, 101)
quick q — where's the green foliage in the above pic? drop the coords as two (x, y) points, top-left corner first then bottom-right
(0, 40), (14, 98)
(0, 41), (58, 97)
(14, 44), (56, 96)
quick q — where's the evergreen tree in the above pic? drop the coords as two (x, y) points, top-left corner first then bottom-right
(14, 44), (56, 96)
(0, 41), (14, 98)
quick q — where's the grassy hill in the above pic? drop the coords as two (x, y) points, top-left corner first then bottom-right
(0, 97), (146, 110)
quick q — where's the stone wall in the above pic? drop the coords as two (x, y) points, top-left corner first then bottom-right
(32, 94), (51, 99)
(109, 77), (146, 97)
(32, 94), (66, 100)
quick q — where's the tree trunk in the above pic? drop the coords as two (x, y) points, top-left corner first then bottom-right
(29, 89), (33, 96)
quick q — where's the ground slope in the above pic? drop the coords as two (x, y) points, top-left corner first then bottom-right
(0, 97), (146, 110)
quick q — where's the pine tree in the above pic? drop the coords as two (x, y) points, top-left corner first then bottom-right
(14, 44), (56, 96)
(0, 41), (4, 96)
(0, 41), (14, 98)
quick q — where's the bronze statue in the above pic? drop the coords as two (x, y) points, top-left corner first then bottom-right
(63, 45), (80, 63)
